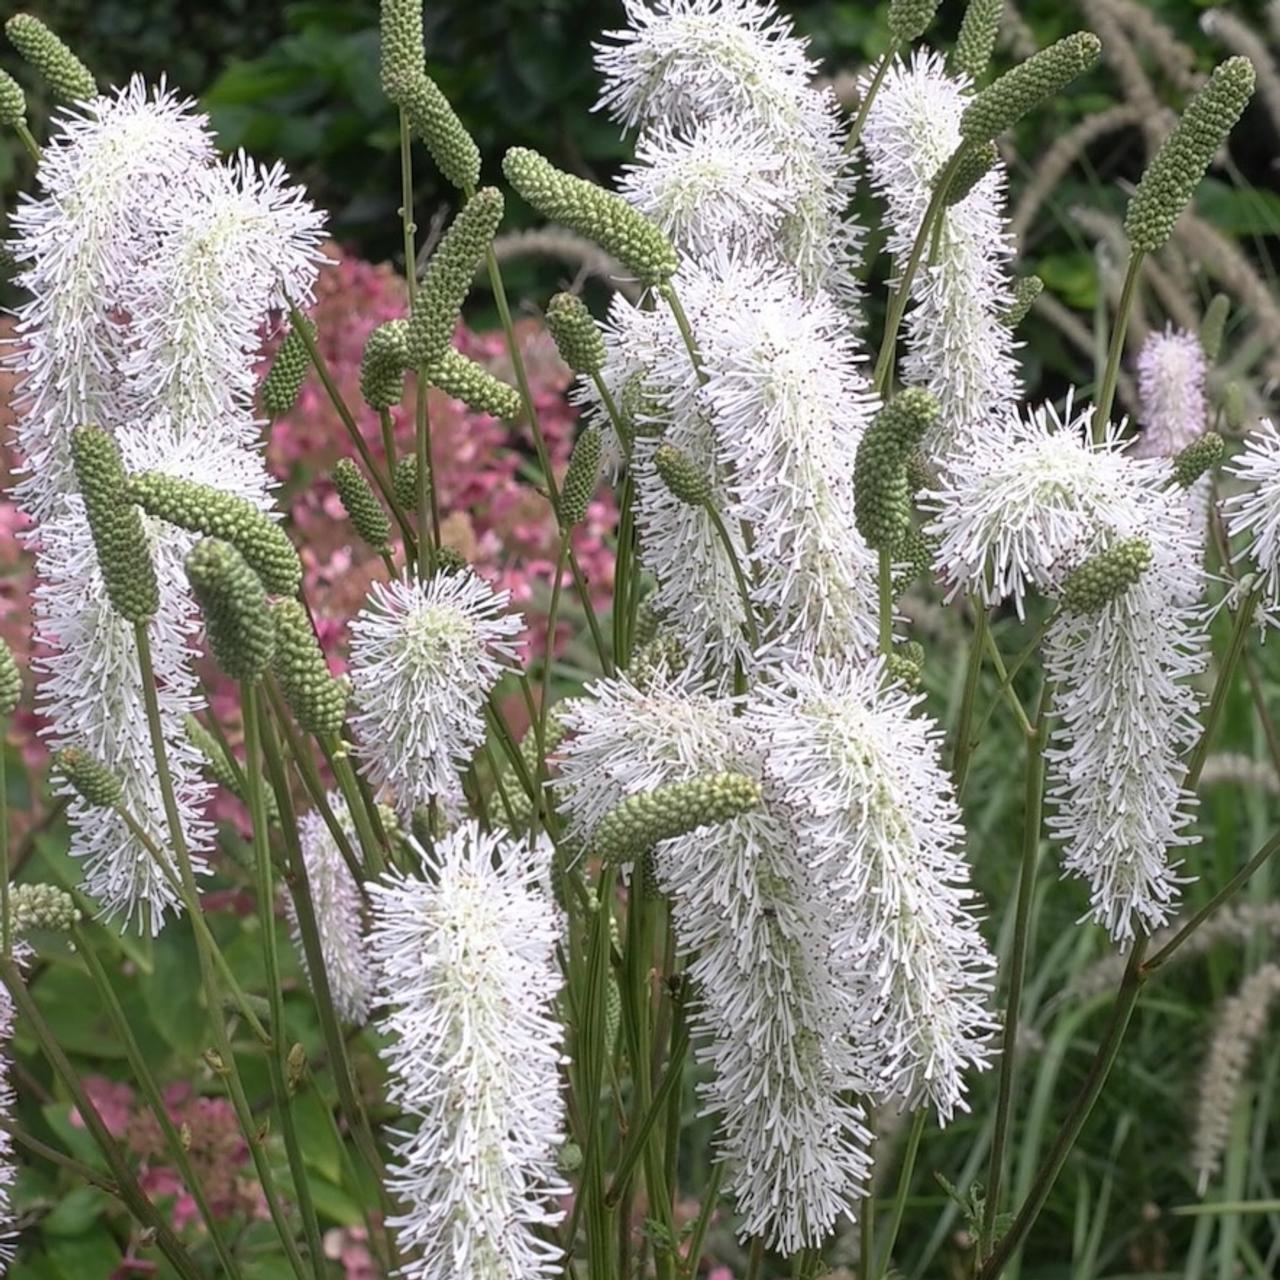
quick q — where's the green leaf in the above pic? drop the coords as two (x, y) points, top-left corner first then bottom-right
(1197, 178), (1280, 238)
(45, 1226), (122, 1278)
(141, 922), (207, 1056)
(40, 1185), (106, 1237)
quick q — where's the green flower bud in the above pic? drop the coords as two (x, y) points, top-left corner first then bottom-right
(632, 597), (662, 650)
(854, 388), (939, 550)
(405, 188), (504, 369)
(594, 772), (762, 863)
(557, 1141), (584, 1174)
(1002, 275), (1043, 329)
(393, 455), (424, 514)
(0, 637), (20, 716)
(271, 599), (348, 736)
(261, 317), (313, 417)
(605, 968), (621, 1047)
(951, 0), (1004, 83)
(546, 292), (606, 375)
(332, 458), (392, 551)
(628, 633), (686, 691)
(71, 427), (158, 623)
(888, 0), (941, 44)
(286, 1043), (308, 1095)
(0, 69), (26, 126)
(360, 320), (409, 411)
(1060, 536), (1152, 613)
(503, 147), (678, 284)
(128, 472), (302, 596)
(491, 708), (570, 833)
(561, 427), (602, 526)
(5, 14), (96, 104)
(891, 523), (937, 596)
(426, 347), (521, 420)
(379, 0), (424, 98)
(943, 141), (998, 206)
(1199, 293), (1230, 364)
(1171, 432), (1223, 488)
(435, 545), (467, 575)
(55, 747), (122, 808)
(1223, 382), (1247, 432)
(885, 650), (923, 690)
(397, 69), (480, 195)
(185, 539), (276, 682)
(1125, 58), (1255, 253)
(654, 444), (711, 507)
(960, 32), (1101, 144)
(184, 715), (277, 820)
(7, 882), (81, 934)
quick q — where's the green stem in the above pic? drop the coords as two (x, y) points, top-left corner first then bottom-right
(875, 1109), (927, 1280)
(538, 540), (570, 766)
(860, 1186), (875, 1280)
(706, 504), (761, 651)
(1092, 250), (1145, 443)
(414, 373), (441, 574)
(951, 604), (990, 793)
(982, 685), (1051, 1254)
(878, 548), (894, 655)
(398, 108), (417, 305)
(844, 49), (897, 155)
(680, 1162), (725, 1279)
(1, 716), (9, 959)
(14, 120), (40, 164)
(378, 407), (399, 488)
(0, 958), (208, 1280)
(873, 148), (965, 397)
(243, 684), (327, 1280)
(746, 1236), (765, 1280)
(75, 923), (247, 1280)
(982, 625), (1034, 737)
(3, 1120), (118, 1194)
(320, 733), (388, 876)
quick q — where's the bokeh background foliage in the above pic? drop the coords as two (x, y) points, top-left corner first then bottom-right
(1, 1), (1280, 1278)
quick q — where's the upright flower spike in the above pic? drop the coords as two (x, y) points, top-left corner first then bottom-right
(888, 0), (942, 43)
(368, 823), (567, 1280)
(271, 599), (348, 737)
(332, 459), (392, 553)
(348, 571), (522, 817)
(70, 427), (159, 624)
(755, 661), (998, 1119)
(54, 747), (124, 809)
(1002, 274), (1043, 328)
(1132, 327), (1209, 458)
(398, 70), (481, 195)
(1200, 292), (1230, 362)
(287, 797), (372, 1025)
(127, 472), (302, 596)
(654, 443), (712, 507)
(943, 140), (999, 206)
(393, 456), (422, 515)
(561, 427), (604, 526)
(1059, 536), (1153, 614)
(379, 0), (425, 97)
(5, 14), (96, 103)
(1225, 419), (1280, 611)
(260, 317), (314, 417)
(854, 388), (939, 550)
(1174, 432), (1224, 488)
(426, 348), (521, 421)
(0, 69), (25, 126)
(1126, 57), (1255, 253)
(0, 640), (19, 717)
(185, 539), (276, 682)
(360, 320), (410, 411)
(405, 188), (504, 368)
(546, 293), (606, 376)
(960, 32), (1102, 144)
(951, 0), (1004, 82)
(503, 147), (678, 284)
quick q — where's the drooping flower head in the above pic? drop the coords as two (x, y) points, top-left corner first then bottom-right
(368, 822), (566, 1280)
(348, 570), (522, 816)
(1132, 326), (1209, 458)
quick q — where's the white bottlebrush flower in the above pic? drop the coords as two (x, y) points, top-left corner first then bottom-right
(1132, 326), (1209, 458)
(755, 659), (998, 1121)
(349, 571), (523, 817)
(6, 77), (215, 521)
(557, 673), (874, 1253)
(368, 822), (567, 1280)
(287, 796), (373, 1025)
(596, 0), (862, 305)
(861, 51), (1019, 453)
(1224, 418), (1280, 612)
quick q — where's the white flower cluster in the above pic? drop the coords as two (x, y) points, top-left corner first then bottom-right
(1132, 326), (1209, 458)
(368, 824), (567, 1280)
(7, 79), (324, 929)
(1225, 419), (1280, 613)
(557, 664), (994, 1251)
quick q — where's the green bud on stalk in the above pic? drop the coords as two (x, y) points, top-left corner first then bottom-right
(271, 599), (349, 736)
(654, 444), (712, 508)
(1199, 294), (1230, 363)
(397, 69), (480, 194)
(1002, 275), (1043, 329)
(1172, 432), (1224, 489)
(546, 293), (607, 375)
(333, 458), (392, 552)
(0, 70), (26, 126)
(0, 638), (20, 716)
(55, 747), (123, 809)
(360, 320), (410, 411)
(261, 318), (314, 417)
(1060, 536), (1152, 613)
(951, 0), (1004, 83)
(7, 882), (81, 934)
(561, 427), (603, 526)
(185, 539), (276, 681)
(5, 14), (96, 104)
(427, 348), (521, 420)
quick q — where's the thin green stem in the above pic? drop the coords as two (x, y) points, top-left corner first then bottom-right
(1185, 587), (1259, 791)
(243, 684), (327, 1280)
(14, 121), (40, 165)
(844, 49), (897, 155)
(878, 548), (894, 655)
(414, 373), (441, 574)
(706, 505), (761, 651)
(860, 1187), (875, 1280)
(1092, 250), (1145, 443)
(398, 108), (417, 305)
(680, 1163), (725, 1279)
(75, 923), (247, 1280)
(746, 1236), (765, 1280)
(539, 540), (570, 767)
(982, 685), (1051, 1253)
(3, 1120), (117, 1194)
(379, 406), (399, 481)
(875, 1109), (927, 1280)
(1, 716), (9, 959)
(982, 625), (1034, 737)
(320, 733), (388, 876)
(951, 605), (990, 793)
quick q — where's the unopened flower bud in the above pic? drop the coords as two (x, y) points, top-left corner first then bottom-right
(951, 0), (1003, 83)
(1125, 58), (1255, 253)
(546, 293), (606, 375)
(5, 14), (96, 104)
(1060, 537), (1152, 613)
(360, 320), (409, 411)
(885, 648), (923, 690)
(0, 637), (20, 716)
(435, 546), (467, 574)
(1172, 432), (1224, 488)
(888, 0), (942, 43)
(286, 1043), (308, 1094)
(405, 188), (504, 368)
(0, 69), (26, 126)
(393, 455), (423, 514)
(1002, 275), (1043, 329)
(628, 633), (686, 691)
(594, 773), (762, 863)
(1199, 293), (1230, 363)
(1223, 382), (1247, 432)
(960, 32), (1101, 144)
(654, 444), (711, 507)
(55, 747), (123, 808)
(427, 347), (521, 420)
(8, 882), (81, 934)
(397, 69), (480, 194)
(185, 539), (276, 682)
(892, 524), (937, 596)
(333, 458), (392, 552)
(854, 388), (939, 550)
(561, 427), (602, 526)
(271, 599), (348, 736)
(503, 147), (677, 284)
(261, 317), (313, 417)
(71, 427), (158, 623)
(943, 141), (998, 205)
(379, 0), (425, 98)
